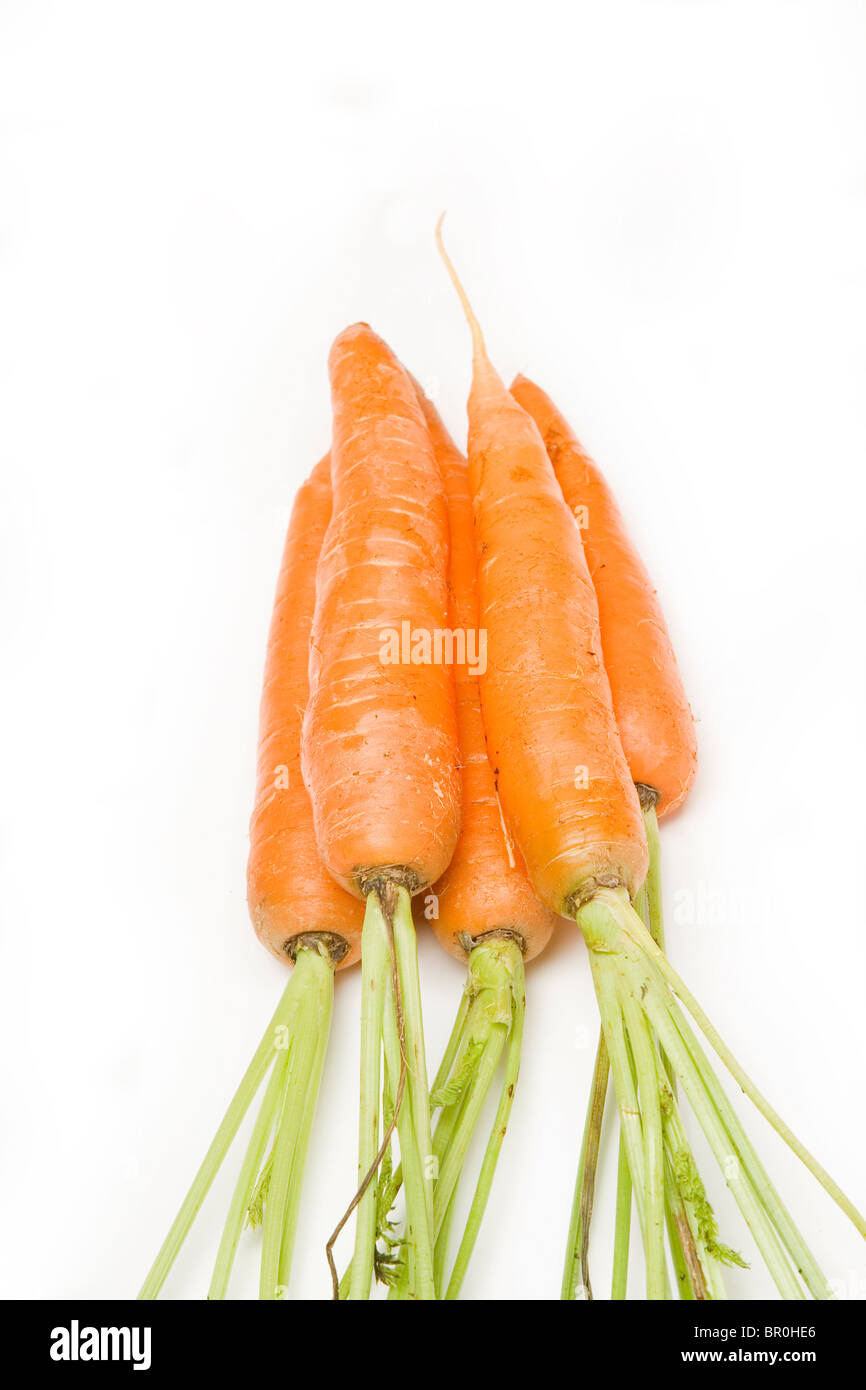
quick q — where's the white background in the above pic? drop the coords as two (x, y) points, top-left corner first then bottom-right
(2, 0), (865, 1301)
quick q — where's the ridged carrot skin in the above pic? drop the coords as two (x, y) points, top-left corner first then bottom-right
(303, 325), (461, 898)
(467, 376), (647, 911)
(511, 375), (697, 818)
(247, 455), (364, 969)
(415, 387), (557, 962)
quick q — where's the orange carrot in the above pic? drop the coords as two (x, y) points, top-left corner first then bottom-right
(247, 453), (364, 969)
(510, 376), (696, 818)
(435, 236), (647, 916)
(303, 325), (460, 897)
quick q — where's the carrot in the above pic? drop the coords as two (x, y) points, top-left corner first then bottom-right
(140, 454), (363, 1301)
(248, 453), (364, 969)
(510, 374), (697, 819)
(507, 378), (690, 970)
(303, 324), (461, 1300)
(437, 220), (865, 1301)
(435, 255), (648, 915)
(303, 327), (460, 897)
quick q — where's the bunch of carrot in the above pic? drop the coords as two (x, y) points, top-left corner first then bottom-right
(138, 225), (864, 1301)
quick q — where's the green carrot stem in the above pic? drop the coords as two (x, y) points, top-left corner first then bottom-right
(381, 892), (436, 1300)
(610, 1017), (642, 1302)
(660, 1087), (729, 1301)
(434, 1028), (507, 1230)
(589, 952), (648, 1234)
(275, 950), (334, 1293)
(431, 1088), (467, 1179)
(654, 1053), (718, 1301)
(259, 947), (334, 1299)
(351, 989), (481, 1300)
(431, 991), (489, 1141)
(434, 1188), (458, 1294)
(640, 802), (717, 1299)
(380, 1046), (410, 1300)
(612, 889), (866, 1239)
(561, 1028), (609, 1300)
(365, 935), (526, 1299)
(642, 804), (666, 952)
(640, 809), (688, 1297)
(347, 893), (389, 1300)
(611, 1136), (632, 1299)
(444, 962), (525, 1300)
(431, 937), (522, 1234)
(663, 1151), (696, 1300)
(588, 931), (676, 1299)
(392, 890), (435, 1231)
(616, 885), (844, 1295)
(581, 888), (837, 1299)
(138, 967), (301, 1300)
(208, 1046), (289, 1299)
(616, 954), (804, 1298)
(390, 1030), (483, 1293)
(636, 832), (675, 1098)
(617, 975), (667, 1298)
(633, 879), (648, 930)
(432, 987), (474, 1100)
(664, 990), (830, 1298)
(604, 868), (658, 1303)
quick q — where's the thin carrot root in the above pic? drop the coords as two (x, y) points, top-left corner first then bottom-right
(573, 885), (865, 1300)
(139, 940), (337, 1301)
(328, 886), (436, 1301)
